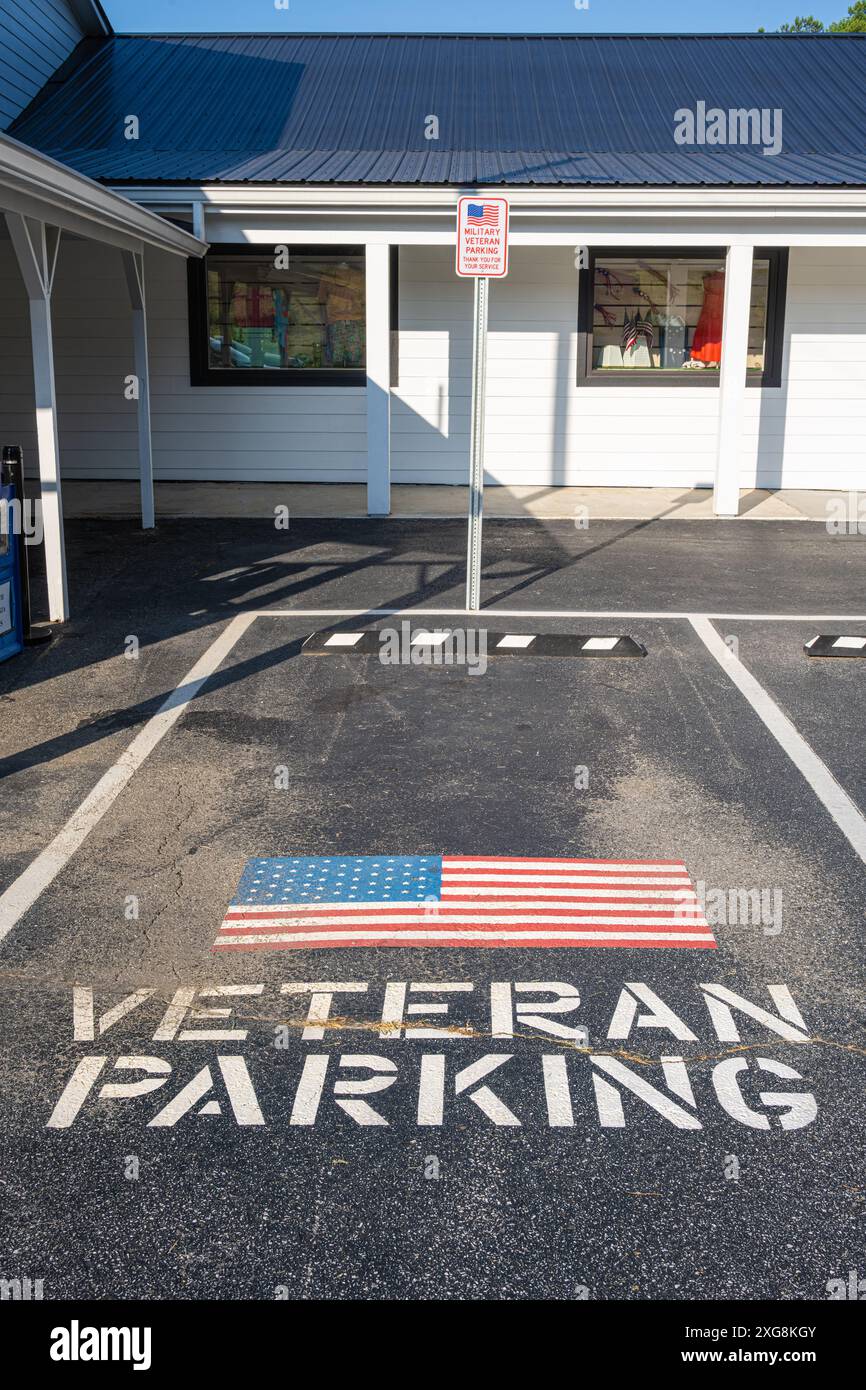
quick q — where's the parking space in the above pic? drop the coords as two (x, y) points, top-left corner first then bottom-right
(727, 620), (866, 813)
(0, 518), (864, 1300)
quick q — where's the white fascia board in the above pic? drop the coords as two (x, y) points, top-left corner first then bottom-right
(116, 183), (866, 215)
(0, 135), (206, 257)
(204, 231), (866, 249)
(118, 182), (866, 245)
(114, 182), (866, 247)
(173, 210), (866, 250)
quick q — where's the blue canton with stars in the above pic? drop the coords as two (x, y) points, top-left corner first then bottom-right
(232, 856), (444, 906)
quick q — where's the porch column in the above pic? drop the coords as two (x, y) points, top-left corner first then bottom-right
(365, 242), (391, 516)
(122, 248), (155, 529)
(713, 243), (753, 517)
(6, 213), (68, 622)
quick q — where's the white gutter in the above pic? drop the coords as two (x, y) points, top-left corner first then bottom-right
(114, 183), (866, 215)
(0, 134), (207, 257)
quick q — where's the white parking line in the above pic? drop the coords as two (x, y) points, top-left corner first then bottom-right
(254, 608), (866, 622)
(0, 613), (256, 946)
(690, 616), (866, 868)
(3, 603), (864, 948)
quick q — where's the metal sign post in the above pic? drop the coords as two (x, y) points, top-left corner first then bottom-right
(456, 196), (509, 612)
(466, 275), (488, 611)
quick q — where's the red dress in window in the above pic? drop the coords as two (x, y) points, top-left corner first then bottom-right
(690, 270), (725, 363)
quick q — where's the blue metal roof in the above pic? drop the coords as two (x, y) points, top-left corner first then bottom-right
(10, 33), (866, 186)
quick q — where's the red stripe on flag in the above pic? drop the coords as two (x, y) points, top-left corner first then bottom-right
(217, 916), (709, 935)
(442, 857), (688, 867)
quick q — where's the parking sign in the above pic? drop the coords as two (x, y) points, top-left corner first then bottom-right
(456, 196), (510, 277)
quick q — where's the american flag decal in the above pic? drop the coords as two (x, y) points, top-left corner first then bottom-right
(466, 202), (500, 226)
(213, 856), (716, 951)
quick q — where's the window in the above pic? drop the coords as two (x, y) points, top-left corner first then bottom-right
(188, 245), (367, 385)
(577, 248), (788, 387)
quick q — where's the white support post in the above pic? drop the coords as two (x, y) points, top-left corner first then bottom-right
(714, 243), (754, 518)
(192, 201), (206, 242)
(466, 276), (489, 612)
(365, 243), (391, 516)
(122, 248), (155, 530)
(6, 213), (68, 622)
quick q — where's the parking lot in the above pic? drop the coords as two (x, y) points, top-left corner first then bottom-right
(0, 515), (864, 1300)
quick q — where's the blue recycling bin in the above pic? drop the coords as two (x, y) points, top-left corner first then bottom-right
(0, 481), (24, 662)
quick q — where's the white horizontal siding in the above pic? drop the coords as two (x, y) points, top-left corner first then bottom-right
(741, 247), (866, 488)
(395, 244), (866, 490)
(0, 0), (83, 128)
(393, 246), (720, 486)
(0, 240), (367, 483)
(1, 237), (866, 492)
(144, 249), (366, 482)
(0, 240), (39, 465)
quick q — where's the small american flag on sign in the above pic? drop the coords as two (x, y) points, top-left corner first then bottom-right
(213, 855), (715, 951)
(466, 202), (500, 226)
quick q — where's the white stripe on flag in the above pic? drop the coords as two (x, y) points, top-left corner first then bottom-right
(441, 874), (692, 887)
(214, 929), (717, 945)
(443, 859), (686, 871)
(223, 895), (706, 917)
(219, 912), (708, 929)
(440, 886), (698, 899)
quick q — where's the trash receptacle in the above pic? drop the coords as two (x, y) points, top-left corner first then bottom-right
(0, 477), (24, 662)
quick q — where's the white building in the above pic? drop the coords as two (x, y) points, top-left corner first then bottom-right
(3, 11), (866, 617)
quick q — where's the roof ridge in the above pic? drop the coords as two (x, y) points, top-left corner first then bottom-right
(107, 31), (866, 41)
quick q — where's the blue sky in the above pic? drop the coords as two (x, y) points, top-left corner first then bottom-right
(102, 0), (837, 37)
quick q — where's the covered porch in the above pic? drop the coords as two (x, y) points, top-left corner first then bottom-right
(0, 132), (206, 623)
(126, 182), (866, 521)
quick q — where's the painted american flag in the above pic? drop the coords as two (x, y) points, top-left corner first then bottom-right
(466, 202), (500, 226)
(212, 855), (716, 951)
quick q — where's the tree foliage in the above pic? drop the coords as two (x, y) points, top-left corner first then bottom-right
(778, 15), (826, 29)
(828, 1), (866, 29)
(770, 5), (866, 28)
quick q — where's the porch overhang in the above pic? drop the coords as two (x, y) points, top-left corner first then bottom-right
(0, 133), (207, 258)
(118, 181), (866, 249)
(1, 133), (208, 625)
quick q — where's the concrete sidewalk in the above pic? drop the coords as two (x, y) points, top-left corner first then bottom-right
(60, 480), (838, 522)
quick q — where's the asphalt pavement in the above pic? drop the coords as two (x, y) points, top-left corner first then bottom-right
(0, 517), (863, 1301)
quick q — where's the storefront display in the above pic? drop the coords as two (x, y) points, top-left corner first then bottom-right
(690, 269), (725, 364)
(584, 251), (779, 383)
(621, 312), (654, 368)
(317, 262), (365, 367)
(203, 250), (366, 374)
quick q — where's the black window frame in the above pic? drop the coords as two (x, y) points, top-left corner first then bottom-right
(577, 246), (788, 389)
(390, 245), (400, 388)
(187, 243), (368, 387)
